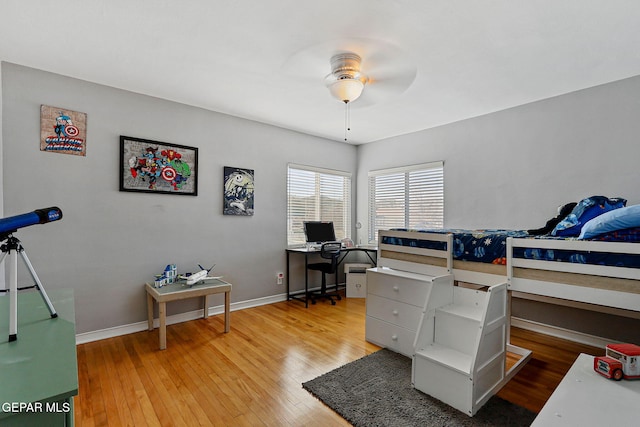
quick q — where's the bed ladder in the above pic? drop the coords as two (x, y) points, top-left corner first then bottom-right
(411, 280), (531, 416)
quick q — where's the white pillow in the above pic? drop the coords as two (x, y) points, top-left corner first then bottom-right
(578, 204), (640, 239)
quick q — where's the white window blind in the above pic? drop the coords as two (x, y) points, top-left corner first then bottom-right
(368, 161), (444, 243)
(287, 164), (352, 246)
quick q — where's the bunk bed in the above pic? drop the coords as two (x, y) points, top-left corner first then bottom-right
(378, 196), (640, 306)
(377, 225), (640, 313)
(371, 198), (640, 416)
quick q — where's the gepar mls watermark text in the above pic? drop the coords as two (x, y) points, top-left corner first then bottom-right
(2, 401), (71, 413)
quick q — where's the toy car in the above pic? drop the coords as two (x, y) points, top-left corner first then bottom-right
(594, 343), (640, 380)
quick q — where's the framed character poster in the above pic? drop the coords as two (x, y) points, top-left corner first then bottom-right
(120, 136), (198, 196)
(40, 105), (87, 156)
(223, 166), (254, 215)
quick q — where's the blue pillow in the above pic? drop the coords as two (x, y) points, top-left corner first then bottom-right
(552, 196), (626, 237)
(579, 204), (640, 239)
(578, 205), (640, 239)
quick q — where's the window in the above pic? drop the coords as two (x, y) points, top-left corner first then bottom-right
(368, 161), (444, 243)
(287, 164), (352, 246)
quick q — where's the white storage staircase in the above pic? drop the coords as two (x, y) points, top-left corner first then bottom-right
(411, 280), (531, 416)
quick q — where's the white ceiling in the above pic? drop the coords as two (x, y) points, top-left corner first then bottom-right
(2, 1), (640, 144)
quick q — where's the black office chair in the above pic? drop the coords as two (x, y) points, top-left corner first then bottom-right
(307, 241), (342, 305)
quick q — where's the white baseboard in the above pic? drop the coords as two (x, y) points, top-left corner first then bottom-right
(75, 293), (288, 344)
(511, 317), (614, 349)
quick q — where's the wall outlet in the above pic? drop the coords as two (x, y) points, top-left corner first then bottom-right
(277, 272), (284, 285)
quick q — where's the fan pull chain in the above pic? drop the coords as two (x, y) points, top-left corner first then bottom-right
(344, 101), (351, 142)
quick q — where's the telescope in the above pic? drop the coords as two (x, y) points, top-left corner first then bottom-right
(0, 207), (62, 239)
(0, 207), (62, 341)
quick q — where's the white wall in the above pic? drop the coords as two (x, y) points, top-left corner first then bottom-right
(1, 63), (357, 334)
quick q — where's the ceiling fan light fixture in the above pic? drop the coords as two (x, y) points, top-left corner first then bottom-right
(325, 52), (369, 142)
(328, 78), (365, 103)
(326, 52), (367, 104)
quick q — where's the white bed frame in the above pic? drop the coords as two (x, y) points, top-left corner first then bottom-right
(377, 229), (507, 286)
(507, 237), (640, 313)
(377, 229), (452, 276)
(378, 229), (640, 314)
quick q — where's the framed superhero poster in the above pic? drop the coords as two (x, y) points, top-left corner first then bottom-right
(40, 105), (87, 156)
(119, 136), (198, 196)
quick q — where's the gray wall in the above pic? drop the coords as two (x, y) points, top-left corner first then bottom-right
(356, 75), (640, 238)
(4, 61), (640, 341)
(356, 74), (640, 341)
(1, 62), (357, 334)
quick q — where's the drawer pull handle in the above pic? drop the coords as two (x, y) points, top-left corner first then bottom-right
(391, 334), (398, 341)
(392, 310), (399, 316)
(393, 286), (399, 291)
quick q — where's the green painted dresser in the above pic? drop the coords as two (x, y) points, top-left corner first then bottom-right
(0, 289), (77, 426)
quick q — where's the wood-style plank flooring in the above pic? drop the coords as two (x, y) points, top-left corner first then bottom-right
(74, 295), (601, 426)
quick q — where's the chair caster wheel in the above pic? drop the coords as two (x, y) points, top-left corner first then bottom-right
(331, 300), (336, 305)
(336, 295), (342, 300)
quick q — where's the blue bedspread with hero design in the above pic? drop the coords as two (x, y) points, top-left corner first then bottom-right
(386, 228), (640, 268)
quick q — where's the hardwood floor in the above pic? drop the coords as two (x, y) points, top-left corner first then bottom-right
(74, 295), (601, 426)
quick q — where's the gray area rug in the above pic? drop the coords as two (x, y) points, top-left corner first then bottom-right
(303, 349), (536, 427)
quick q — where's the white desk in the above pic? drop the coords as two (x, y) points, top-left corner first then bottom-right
(532, 353), (640, 426)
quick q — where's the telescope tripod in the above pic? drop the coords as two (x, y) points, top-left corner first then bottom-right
(0, 234), (57, 342)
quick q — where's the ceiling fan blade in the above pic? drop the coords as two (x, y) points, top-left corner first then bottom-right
(355, 68), (417, 106)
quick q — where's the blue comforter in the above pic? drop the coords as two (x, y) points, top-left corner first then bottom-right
(387, 228), (640, 268)
(388, 229), (528, 264)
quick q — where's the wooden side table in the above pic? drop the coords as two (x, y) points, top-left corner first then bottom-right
(145, 279), (232, 350)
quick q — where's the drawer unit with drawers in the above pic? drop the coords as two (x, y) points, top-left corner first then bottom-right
(365, 267), (453, 357)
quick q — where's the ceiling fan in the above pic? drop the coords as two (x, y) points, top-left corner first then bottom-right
(282, 38), (418, 140)
(283, 38), (418, 107)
